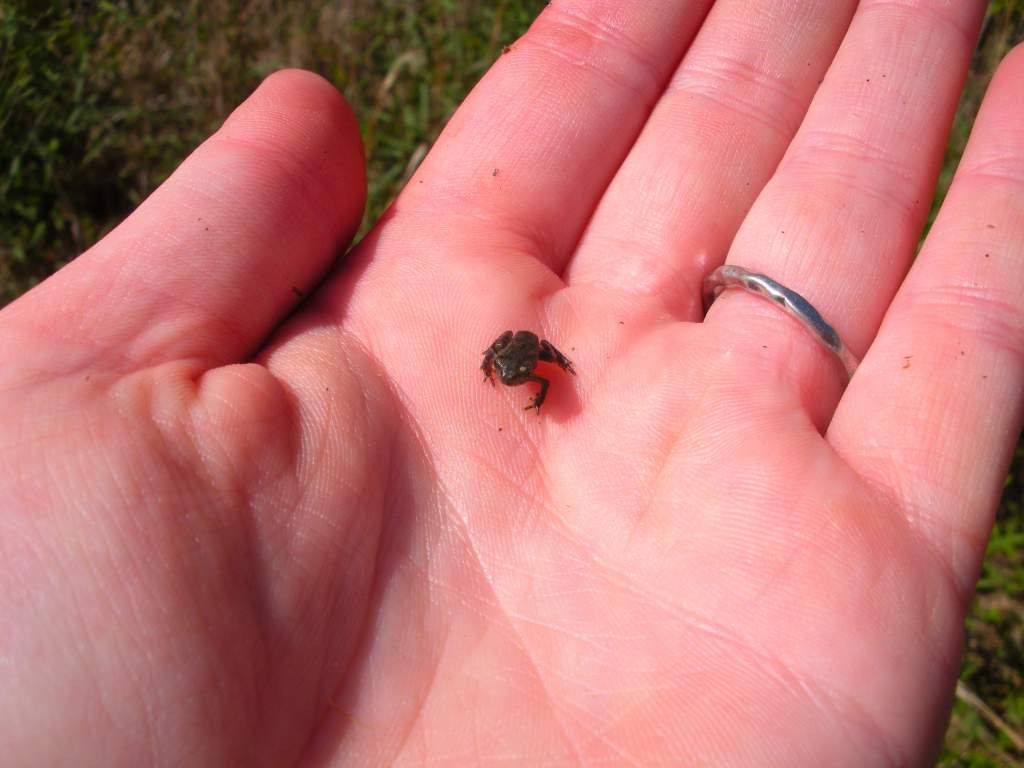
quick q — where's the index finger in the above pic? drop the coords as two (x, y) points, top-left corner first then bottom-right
(394, 0), (713, 270)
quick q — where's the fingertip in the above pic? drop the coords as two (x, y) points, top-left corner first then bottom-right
(976, 40), (1024, 111)
(240, 68), (361, 141)
(261, 67), (342, 97)
(956, 40), (1024, 177)
(237, 68), (357, 131)
(219, 68), (367, 222)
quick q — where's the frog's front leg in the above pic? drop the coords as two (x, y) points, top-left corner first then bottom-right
(481, 349), (497, 386)
(523, 374), (549, 413)
(538, 340), (576, 376)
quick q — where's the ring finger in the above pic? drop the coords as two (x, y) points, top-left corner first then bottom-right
(702, 1), (987, 410)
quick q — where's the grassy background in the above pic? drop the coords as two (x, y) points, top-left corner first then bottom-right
(1, 1), (1022, 763)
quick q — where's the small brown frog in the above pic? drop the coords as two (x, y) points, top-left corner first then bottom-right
(481, 330), (576, 413)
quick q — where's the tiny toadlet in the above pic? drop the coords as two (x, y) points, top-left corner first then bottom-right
(481, 330), (576, 413)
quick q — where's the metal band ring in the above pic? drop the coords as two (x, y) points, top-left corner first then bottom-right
(702, 265), (859, 380)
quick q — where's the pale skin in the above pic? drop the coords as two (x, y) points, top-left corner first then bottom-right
(1, 1), (1022, 765)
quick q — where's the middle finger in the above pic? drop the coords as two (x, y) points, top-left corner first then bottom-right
(566, 0), (858, 316)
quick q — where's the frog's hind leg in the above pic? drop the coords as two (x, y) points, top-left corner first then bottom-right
(523, 374), (549, 413)
(538, 340), (576, 376)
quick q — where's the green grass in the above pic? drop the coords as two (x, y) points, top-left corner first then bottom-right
(0, 0), (546, 300)
(1, 1), (1023, 763)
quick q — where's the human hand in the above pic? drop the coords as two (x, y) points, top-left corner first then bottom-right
(2, 1), (1021, 765)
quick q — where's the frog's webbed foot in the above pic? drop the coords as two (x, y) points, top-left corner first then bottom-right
(523, 374), (549, 413)
(539, 340), (576, 376)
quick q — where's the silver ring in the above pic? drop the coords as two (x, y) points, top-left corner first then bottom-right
(702, 265), (859, 380)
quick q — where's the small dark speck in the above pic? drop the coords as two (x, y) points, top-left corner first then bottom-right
(817, 79), (823, 85)
(502, 44), (512, 55)
(618, 320), (624, 325)
(85, 374), (91, 381)
(866, 78), (871, 82)
(960, 350), (965, 356)
(292, 286), (304, 298)
(492, 168), (500, 177)
(983, 375), (988, 379)
(762, 345), (768, 349)
(987, 223), (996, 229)
(418, 179), (424, 184)
(204, 226), (209, 231)
(985, 253), (991, 259)
(780, 230), (785, 234)
(498, 427), (503, 432)
(571, 347), (575, 351)
(902, 356), (912, 369)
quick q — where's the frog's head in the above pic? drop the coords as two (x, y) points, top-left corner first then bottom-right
(496, 357), (533, 386)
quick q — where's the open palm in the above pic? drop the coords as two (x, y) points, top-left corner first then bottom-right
(2, 2), (1022, 766)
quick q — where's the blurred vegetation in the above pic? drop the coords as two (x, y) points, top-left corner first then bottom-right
(0, 0), (546, 299)
(0, 0), (1022, 764)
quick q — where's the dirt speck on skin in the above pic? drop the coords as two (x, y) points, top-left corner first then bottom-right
(902, 356), (912, 369)
(502, 44), (512, 54)
(492, 168), (500, 177)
